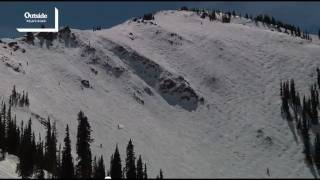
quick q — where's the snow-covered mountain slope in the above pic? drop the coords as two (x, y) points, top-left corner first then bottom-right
(0, 154), (19, 178)
(0, 10), (320, 178)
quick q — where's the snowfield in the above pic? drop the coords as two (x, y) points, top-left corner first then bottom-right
(0, 154), (19, 178)
(0, 10), (320, 178)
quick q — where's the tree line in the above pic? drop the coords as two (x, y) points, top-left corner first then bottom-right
(180, 6), (318, 41)
(0, 86), (164, 179)
(280, 68), (320, 170)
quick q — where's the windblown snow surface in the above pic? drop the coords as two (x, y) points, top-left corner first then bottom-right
(0, 10), (320, 178)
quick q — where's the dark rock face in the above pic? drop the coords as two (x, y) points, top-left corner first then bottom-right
(8, 42), (17, 47)
(109, 41), (202, 111)
(144, 87), (154, 96)
(158, 76), (199, 111)
(81, 80), (90, 88)
(159, 78), (176, 91)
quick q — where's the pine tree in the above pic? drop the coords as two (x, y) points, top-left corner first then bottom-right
(318, 29), (320, 40)
(94, 156), (105, 179)
(7, 114), (19, 155)
(19, 91), (25, 107)
(3, 104), (10, 153)
(290, 79), (295, 103)
(297, 27), (301, 37)
(98, 156), (106, 178)
(31, 132), (37, 170)
(136, 155), (143, 179)
(26, 32), (35, 45)
(0, 109), (5, 159)
(51, 121), (58, 178)
(317, 68), (320, 89)
(44, 117), (51, 171)
(93, 156), (98, 178)
(143, 163), (148, 179)
(159, 169), (163, 179)
(314, 134), (320, 168)
(310, 85), (319, 125)
(25, 92), (30, 107)
(301, 101), (312, 162)
(125, 139), (136, 179)
(110, 144), (122, 179)
(232, 10), (236, 17)
(35, 134), (44, 171)
(209, 11), (216, 21)
(11, 85), (17, 106)
(271, 17), (275, 25)
(16, 118), (34, 178)
(57, 143), (62, 178)
(44, 117), (57, 176)
(61, 125), (74, 178)
(76, 111), (93, 178)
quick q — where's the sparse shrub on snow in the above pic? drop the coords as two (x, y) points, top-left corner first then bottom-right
(180, 6), (188, 11)
(222, 14), (231, 23)
(143, 13), (154, 21)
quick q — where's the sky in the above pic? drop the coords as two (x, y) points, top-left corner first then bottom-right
(0, 1), (319, 38)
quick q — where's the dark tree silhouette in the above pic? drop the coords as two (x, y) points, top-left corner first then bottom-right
(125, 139), (136, 179)
(76, 111), (93, 178)
(61, 125), (74, 178)
(110, 144), (122, 179)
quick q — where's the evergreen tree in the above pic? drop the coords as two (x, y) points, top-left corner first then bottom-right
(317, 68), (320, 89)
(26, 32), (35, 45)
(7, 114), (19, 155)
(94, 156), (105, 179)
(44, 117), (57, 176)
(271, 17), (276, 25)
(232, 10), (236, 17)
(1, 103), (8, 155)
(297, 27), (301, 37)
(11, 85), (17, 106)
(19, 91), (25, 107)
(110, 144), (122, 179)
(76, 111), (93, 178)
(61, 125), (74, 178)
(143, 163), (148, 179)
(222, 14), (231, 23)
(16, 118), (34, 178)
(35, 134), (44, 172)
(290, 79), (295, 103)
(51, 121), (58, 178)
(93, 156), (98, 178)
(310, 85), (319, 125)
(136, 155), (143, 179)
(25, 92), (30, 107)
(314, 134), (320, 168)
(209, 11), (216, 21)
(0, 109), (5, 159)
(57, 143), (62, 178)
(99, 156), (106, 178)
(301, 102), (312, 162)
(159, 169), (163, 179)
(125, 139), (136, 179)
(44, 117), (51, 171)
